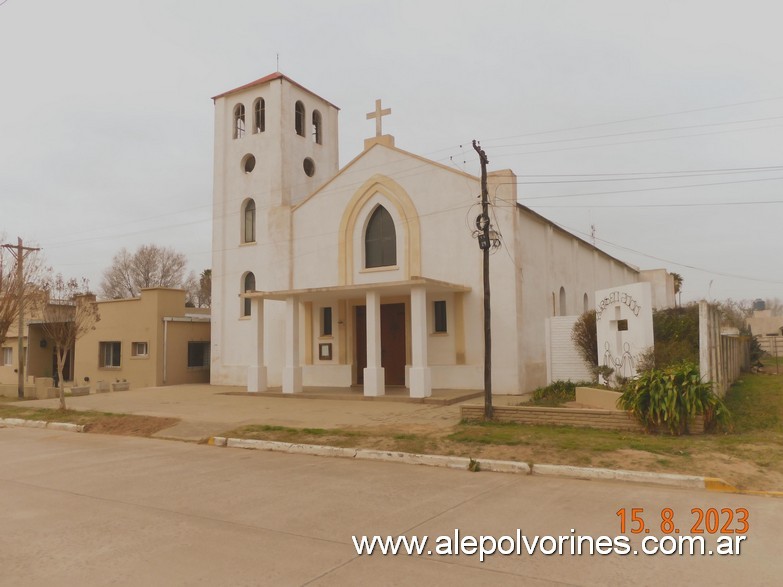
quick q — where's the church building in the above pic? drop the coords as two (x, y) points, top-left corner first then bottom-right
(209, 72), (650, 397)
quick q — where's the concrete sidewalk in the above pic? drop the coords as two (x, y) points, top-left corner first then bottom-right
(21, 384), (502, 441)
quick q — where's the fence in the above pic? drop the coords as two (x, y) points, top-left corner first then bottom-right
(699, 301), (750, 396)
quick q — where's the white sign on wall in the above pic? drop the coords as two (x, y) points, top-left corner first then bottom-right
(595, 282), (654, 385)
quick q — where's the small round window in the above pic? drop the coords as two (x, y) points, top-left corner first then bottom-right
(303, 157), (315, 177)
(242, 154), (256, 173)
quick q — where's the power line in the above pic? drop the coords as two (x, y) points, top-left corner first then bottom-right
(480, 95), (783, 144)
(489, 114), (783, 150)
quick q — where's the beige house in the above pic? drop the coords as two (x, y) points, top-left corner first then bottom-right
(2, 287), (210, 395)
(1, 301), (68, 396)
(74, 288), (210, 390)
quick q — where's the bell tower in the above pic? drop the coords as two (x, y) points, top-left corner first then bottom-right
(210, 73), (339, 385)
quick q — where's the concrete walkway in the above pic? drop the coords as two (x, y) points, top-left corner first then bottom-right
(22, 384), (506, 441)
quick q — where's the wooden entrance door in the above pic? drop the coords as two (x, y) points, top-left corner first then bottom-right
(354, 303), (406, 386)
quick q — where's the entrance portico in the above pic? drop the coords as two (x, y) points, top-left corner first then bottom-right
(243, 277), (470, 398)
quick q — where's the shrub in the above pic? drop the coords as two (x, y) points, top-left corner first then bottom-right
(529, 380), (595, 406)
(571, 310), (598, 370)
(618, 362), (730, 434)
(651, 306), (700, 369)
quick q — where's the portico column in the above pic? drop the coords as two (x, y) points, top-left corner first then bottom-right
(247, 297), (267, 392)
(409, 285), (432, 398)
(283, 296), (303, 393)
(363, 289), (385, 396)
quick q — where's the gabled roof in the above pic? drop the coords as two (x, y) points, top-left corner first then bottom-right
(211, 72), (340, 109)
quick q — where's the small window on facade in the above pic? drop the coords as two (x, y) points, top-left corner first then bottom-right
(617, 319), (629, 332)
(365, 206), (397, 268)
(583, 293), (589, 313)
(434, 301), (447, 333)
(242, 154), (256, 173)
(233, 104), (245, 139)
(303, 157), (315, 177)
(187, 341), (210, 368)
(559, 286), (566, 316)
(2, 347), (12, 366)
(243, 272), (256, 317)
(295, 101), (305, 136)
(321, 307), (332, 337)
(312, 110), (322, 144)
(253, 98), (265, 133)
(243, 199), (256, 243)
(99, 341), (121, 368)
(131, 342), (148, 357)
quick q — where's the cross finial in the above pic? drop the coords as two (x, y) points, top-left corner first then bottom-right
(366, 99), (391, 137)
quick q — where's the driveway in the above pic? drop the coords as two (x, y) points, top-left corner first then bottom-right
(22, 384), (489, 440)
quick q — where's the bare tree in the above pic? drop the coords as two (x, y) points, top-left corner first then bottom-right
(184, 268), (212, 308)
(0, 237), (45, 347)
(100, 245), (188, 299)
(39, 275), (100, 410)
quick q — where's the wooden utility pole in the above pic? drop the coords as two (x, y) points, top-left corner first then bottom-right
(1, 238), (41, 399)
(472, 140), (493, 420)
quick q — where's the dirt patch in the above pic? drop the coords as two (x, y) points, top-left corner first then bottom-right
(84, 415), (179, 437)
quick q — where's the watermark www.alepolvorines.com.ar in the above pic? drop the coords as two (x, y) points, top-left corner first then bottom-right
(352, 530), (746, 562)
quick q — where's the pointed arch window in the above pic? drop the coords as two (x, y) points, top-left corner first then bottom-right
(312, 110), (322, 144)
(295, 101), (305, 136)
(365, 206), (397, 268)
(243, 272), (256, 317)
(253, 98), (265, 133)
(243, 199), (256, 243)
(233, 104), (245, 139)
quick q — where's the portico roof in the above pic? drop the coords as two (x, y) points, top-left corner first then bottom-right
(242, 276), (470, 302)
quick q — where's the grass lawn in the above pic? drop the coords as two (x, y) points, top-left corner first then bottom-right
(221, 366), (783, 491)
(0, 403), (178, 436)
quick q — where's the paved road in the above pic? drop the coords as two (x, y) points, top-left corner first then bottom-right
(1, 428), (780, 586)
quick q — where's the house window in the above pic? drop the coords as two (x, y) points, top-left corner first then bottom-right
(312, 110), (322, 144)
(434, 301), (447, 333)
(187, 341), (210, 368)
(295, 101), (305, 136)
(253, 98), (265, 133)
(99, 341), (121, 368)
(131, 342), (148, 357)
(243, 272), (256, 317)
(243, 199), (256, 243)
(1, 347), (11, 366)
(233, 104), (245, 139)
(321, 307), (332, 336)
(365, 206), (396, 268)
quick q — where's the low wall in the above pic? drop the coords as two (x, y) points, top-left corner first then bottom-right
(461, 405), (704, 434)
(575, 387), (622, 410)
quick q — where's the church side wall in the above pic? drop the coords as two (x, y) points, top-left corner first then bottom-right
(514, 207), (640, 394)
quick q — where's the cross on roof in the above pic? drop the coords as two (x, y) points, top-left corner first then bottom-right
(366, 99), (391, 137)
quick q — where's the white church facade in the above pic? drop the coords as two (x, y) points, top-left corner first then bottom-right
(210, 72), (651, 397)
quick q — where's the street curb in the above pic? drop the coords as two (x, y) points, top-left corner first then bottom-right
(210, 437), (530, 474)
(0, 418), (85, 433)
(532, 463), (707, 489)
(204, 436), (782, 495)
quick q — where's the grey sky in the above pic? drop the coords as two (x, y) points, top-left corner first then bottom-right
(1, 0), (781, 303)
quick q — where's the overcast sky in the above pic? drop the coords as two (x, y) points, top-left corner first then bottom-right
(1, 0), (781, 304)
